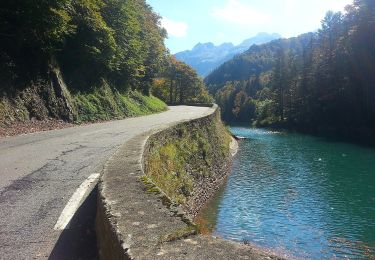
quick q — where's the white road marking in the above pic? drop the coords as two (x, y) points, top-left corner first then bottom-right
(54, 173), (100, 230)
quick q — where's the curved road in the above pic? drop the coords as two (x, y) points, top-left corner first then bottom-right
(0, 106), (212, 259)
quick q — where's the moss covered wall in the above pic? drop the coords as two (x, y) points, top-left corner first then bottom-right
(143, 108), (233, 218)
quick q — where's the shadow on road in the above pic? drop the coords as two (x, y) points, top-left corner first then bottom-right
(49, 186), (99, 260)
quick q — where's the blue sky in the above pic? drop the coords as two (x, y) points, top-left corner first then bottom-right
(146, 0), (353, 54)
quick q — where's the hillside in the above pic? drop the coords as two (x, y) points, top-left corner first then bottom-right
(175, 33), (280, 77)
(0, 0), (211, 135)
(205, 0), (375, 142)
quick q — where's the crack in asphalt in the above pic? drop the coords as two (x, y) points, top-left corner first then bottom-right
(60, 144), (87, 157)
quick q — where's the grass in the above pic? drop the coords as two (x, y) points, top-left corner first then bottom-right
(0, 78), (167, 126)
(147, 141), (194, 204)
(145, 112), (232, 206)
(0, 86), (47, 125)
(73, 82), (167, 122)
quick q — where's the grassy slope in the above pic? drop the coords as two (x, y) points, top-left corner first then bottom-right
(0, 79), (167, 127)
(74, 88), (167, 123)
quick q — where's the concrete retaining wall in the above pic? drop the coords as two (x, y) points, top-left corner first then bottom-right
(96, 105), (283, 259)
(143, 107), (233, 219)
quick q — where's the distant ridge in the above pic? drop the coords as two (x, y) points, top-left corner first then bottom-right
(174, 32), (281, 77)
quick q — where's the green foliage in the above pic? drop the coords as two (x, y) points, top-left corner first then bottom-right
(0, 0), (75, 53)
(0, 0), (75, 81)
(254, 99), (279, 126)
(0, 0), (169, 95)
(0, 97), (29, 124)
(146, 116), (231, 205)
(206, 0), (375, 134)
(152, 56), (213, 105)
(215, 79), (263, 122)
(101, 0), (144, 89)
(0, 0), (215, 128)
(0, 0), (211, 124)
(148, 142), (194, 204)
(74, 80), (166, 122)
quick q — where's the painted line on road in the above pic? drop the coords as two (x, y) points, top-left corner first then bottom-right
(54, 173), (100, 230)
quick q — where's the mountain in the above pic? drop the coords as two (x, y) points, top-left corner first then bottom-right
(204, 34), (310, 88)
(174, 33), (281, 77)
(204, 1), (375, 143)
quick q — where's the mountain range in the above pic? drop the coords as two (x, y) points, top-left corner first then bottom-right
(174, 32), (281, 77)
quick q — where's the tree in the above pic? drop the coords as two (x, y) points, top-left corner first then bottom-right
(152, 56), (213, 104)
(205, 0), (375, 138)
(0, 0), (74, 80)
(272, 48), (288, 123)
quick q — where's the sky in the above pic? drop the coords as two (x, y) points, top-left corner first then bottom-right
(146, 0), (353, 54)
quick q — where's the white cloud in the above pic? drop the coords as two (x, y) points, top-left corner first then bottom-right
(284, 0), (351, 16)
(161, 17), (188, 38)
(325, 0), (352, 12)
(212, 0), (271, 26)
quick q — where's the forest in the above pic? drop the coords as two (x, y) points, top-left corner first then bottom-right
(205, 0), (375, 141)
(0, 0), (209, 125)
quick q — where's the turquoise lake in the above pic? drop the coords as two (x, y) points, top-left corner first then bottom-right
(199, 126), (375, 259)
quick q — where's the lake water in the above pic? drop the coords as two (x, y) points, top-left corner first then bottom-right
(198, 126), (375, 259)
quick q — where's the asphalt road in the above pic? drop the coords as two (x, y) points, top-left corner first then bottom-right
(0, 106), (212, 260)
